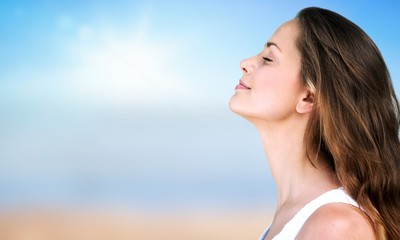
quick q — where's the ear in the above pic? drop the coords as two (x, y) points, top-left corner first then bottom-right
(296, 90), (314, 114)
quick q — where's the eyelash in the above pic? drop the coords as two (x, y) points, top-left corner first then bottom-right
(263, 57), (273, 63)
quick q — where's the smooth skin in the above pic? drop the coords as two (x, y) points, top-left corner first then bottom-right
(229, 19), (376, 239)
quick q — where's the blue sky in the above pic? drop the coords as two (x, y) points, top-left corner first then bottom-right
(0, 1), (399, 211)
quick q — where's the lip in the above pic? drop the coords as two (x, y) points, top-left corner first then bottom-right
(235, 80), (251, 90)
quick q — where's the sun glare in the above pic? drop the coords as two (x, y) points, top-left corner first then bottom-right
(62, 17), (201, 108)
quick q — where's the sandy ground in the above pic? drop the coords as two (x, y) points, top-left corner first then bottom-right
(0, 207), (273, 240)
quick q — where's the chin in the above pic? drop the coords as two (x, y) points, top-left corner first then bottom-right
(229, 97), (248, 118)
(229, 95), (262, 123)
(228, 96), (240, 114)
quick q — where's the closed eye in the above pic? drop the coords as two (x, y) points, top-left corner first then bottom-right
(263, 57), (273, 63)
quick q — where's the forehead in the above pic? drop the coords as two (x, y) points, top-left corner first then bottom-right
(267, 19), (299, 52)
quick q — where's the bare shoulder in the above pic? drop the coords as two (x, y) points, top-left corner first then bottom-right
(296, 203), (376, 240)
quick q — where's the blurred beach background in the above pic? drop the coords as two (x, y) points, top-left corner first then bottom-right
(0, 0), (399, 239)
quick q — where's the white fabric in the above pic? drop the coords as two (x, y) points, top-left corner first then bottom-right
(259, 188), (359, 240)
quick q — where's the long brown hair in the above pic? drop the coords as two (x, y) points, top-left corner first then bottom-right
(296, 7), (400, 239)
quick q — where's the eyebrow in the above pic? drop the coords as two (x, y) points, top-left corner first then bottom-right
(265, 42), (282, 52)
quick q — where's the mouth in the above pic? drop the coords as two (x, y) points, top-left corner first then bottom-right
(235, 80), (251, 90)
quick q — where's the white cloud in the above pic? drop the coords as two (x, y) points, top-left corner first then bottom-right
(77, 24), (94, 41)
(0, 13), (213, 110)
(63, 17), (204, 108)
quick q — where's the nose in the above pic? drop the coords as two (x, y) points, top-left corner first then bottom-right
(240, 57), (254, 75)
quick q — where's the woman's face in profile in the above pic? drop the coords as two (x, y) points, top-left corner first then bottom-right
(230, 20), (307, 123)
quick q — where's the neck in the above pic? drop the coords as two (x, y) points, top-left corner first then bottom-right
(254, 117), (338, 208)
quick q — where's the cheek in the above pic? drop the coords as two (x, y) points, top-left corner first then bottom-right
(250, 72), (302, 119)
(257, 65), (301, 96)
(229, 67), (302, 121)
(253, 70), (291, 100)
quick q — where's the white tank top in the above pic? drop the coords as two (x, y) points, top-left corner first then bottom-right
(259, 188), (359, 240)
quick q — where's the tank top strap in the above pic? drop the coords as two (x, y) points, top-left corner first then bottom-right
(260, 188), (359, 240)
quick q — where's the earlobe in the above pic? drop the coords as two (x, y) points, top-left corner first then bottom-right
(296, 91), (315, 114)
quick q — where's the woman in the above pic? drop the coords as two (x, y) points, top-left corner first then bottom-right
(229, 7), (400, 240)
